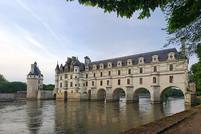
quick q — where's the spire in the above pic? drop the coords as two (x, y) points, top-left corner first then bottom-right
(55, 61), (60, 73)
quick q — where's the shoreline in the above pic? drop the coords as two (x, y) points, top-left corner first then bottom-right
(122, 100), (201, 134)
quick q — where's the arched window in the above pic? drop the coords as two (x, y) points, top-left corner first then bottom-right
(138, 57), (144, 64)
(108, 62), (112, 68)
(153, 77), (157, 83)
(168, 52), (175, 60)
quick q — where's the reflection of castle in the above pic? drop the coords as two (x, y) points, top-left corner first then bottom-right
(54, 48), (191, 103)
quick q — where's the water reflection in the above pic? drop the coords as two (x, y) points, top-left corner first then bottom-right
(26, 101), (43, 134)
(0, 97), (188, 134)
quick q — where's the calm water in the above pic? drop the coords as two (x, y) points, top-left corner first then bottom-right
(0, 97), (189, 134)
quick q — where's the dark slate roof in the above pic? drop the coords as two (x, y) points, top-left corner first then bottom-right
(28, 62), (42, 76)
(90, 48), (179, 67)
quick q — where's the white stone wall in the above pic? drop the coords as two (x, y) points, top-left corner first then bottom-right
(55, 59), (189, 103)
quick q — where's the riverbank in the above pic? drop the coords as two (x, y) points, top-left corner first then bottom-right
(123, 102), (201, 134)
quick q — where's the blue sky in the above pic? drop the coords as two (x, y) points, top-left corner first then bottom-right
(0, 0), (197, 84)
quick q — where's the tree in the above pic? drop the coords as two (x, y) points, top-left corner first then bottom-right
(43, 84), (55, 91)
(66, 0), (201, 53)
(0, 74), (7, 82)
(190, 44), (201, 95)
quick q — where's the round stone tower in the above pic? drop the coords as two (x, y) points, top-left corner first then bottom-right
(27, 62), (43, 99)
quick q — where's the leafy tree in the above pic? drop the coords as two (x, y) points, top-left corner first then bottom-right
(190, 44), (201, 95)
(43, 84), (55, 91)
(0, 74), (55, 93)
(0, 74), (7, 82)
(66, 0), (201, 53)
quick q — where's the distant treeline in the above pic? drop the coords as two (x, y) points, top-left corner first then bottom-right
(0, 74), (54, 93)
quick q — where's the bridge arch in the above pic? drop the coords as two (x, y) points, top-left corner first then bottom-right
(97, 89), (106, 101)
(160, 86), (185, 102)
(133, 88), (151, 102)
(112, 88), (126, 101)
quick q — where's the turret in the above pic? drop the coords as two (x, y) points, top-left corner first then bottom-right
(55, 62), (60, 74)
(27, 62), (43, 99)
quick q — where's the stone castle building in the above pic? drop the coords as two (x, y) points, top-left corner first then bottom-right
(27, 62), (43, 99)
(53, 48), (194, 103)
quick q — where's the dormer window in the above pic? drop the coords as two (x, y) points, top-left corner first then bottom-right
(117, 61), (122, 67)
(99, 63), (104, 69)
(93, 65), (97, 70)
(152, 55), (159, 62)
(138, 57), (144, 64)
(127, 59), (132, 66)
(108, 62), (112, 68)
(168, 52), (175, 60)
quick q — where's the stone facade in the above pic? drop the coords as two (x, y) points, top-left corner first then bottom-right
(27, 62), (43, 99)
(54, 48), (194, 104)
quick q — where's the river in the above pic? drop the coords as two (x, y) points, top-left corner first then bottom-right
(0, 97), (189, 134)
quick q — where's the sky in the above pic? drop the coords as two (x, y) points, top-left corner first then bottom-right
(0, 0), (198, 84)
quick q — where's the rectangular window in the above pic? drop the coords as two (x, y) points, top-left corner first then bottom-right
(65, 81), (68, 87)
(140, 68), (143, 73)
(70, 75), (72, 79)
(127, 79), (130, 84)
(107, 80), (110, 85)
(140, 78), (143, 84)
(92, 81), (94, 86)
(93, 73), (96, 77)
(70, 82), (73, 87)
(60, 83), (62, 88)
(118, 79), (121, 85)
(60, 76), (62, 80)
(153, 77), (156, 83)
(100, 72), (103, 77)
(108, 71), (111, 76)
(100, 80), (103, 86)
(86, 81), (88, 87)
(118, 70), (121, 75)
(128, 69), (131, 74)
(86, 74), (88, 78)
(169, 64), (173, 71)
(65, 74), (67, 79)
(169, 76), (173, 83)
(153, 66), (157, 72)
